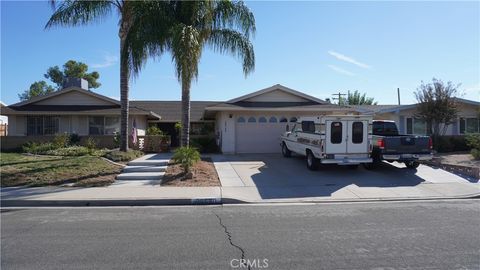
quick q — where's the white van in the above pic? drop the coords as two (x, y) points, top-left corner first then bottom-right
(280, 115), (373, 170)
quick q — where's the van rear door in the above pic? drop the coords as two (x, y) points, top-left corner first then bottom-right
(346, 120), (368, 153)
(325, 120), (347, 154)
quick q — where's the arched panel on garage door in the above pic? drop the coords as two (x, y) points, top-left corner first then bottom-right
(235, 114), (286, 153)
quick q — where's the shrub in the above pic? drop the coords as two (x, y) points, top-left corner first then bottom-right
(146, 126), (163, 136)
(172, 146), (200, 174)
(69, 133), (81, 145)
(53, 133), (70, 148)
(85, 137), (97, 149)
(104, 150), (144, 162)
(190, 137), (219, 153)
(46, 146), (91, 156)
(113, 132), (120, 148)
(22, 142), (57, 155)
(465, 133), (480, 150)
(433, 136), (469, 153)
(466, 133), (480, 160)
(471, 149), (480, 160)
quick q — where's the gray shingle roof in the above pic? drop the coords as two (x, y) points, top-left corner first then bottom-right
(130, 101), (220, 122)
(349, 105), (404, 113)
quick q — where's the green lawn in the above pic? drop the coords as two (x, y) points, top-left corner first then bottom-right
(0, 153), (122, 187)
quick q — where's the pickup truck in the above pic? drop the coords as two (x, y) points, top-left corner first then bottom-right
(370, 120), (433, 169)
(281, 115), (373, 170)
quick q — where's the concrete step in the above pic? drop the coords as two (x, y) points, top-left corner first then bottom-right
(122, 165), (167, 173)
(127, 160), (169, 166)
(116, 172), (165, 181)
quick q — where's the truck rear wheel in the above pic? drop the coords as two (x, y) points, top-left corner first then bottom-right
(282, 142), (291, 158)
(306, 150), (319, 171)
(405, 161), (420, 169)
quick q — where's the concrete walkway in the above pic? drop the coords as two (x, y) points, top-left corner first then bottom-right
(1, 186), (221, 206)
(114, 153), (172, 185)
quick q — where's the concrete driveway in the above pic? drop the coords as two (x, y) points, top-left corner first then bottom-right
(212, 154), (480, 203)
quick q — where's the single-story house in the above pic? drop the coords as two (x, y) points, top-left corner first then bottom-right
(1, 78), (479, 153)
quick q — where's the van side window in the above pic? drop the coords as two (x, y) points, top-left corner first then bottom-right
(301, 121), (315, 133)
(352, 122), (363, 144)
(331, 122), (342, 144)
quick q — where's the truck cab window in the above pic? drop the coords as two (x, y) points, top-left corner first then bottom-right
(301, 121), (315, 133)
(293, 123), (302, 132)
(373, 121), (398, 136)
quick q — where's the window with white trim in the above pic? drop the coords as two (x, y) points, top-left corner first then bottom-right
(406, 117), (427, 135)
(460, 117), (480, 134)
(26, 116), (59, 135)
(89, 116), (120, 135)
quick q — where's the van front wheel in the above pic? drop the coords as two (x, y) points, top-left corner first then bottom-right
(306, 150), (319, 171)
(282, 142), (291, 157)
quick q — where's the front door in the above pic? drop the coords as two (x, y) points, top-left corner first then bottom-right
(325, 120), (347, 154)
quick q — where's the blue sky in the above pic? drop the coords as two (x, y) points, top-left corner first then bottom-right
(1, 1), (479, 106)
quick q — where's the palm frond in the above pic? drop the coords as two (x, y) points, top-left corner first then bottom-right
(171, 24), (203, 83)
(45, 0), (114, 29)
(207, 28), (255, 75)
(211, 1), (256, 37)
(123, 1), (174, 77)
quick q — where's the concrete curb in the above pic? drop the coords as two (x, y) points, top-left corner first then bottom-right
(1, 197), (222, 207)
(222, 193), (480, 205)
(2, 193), (478, 207)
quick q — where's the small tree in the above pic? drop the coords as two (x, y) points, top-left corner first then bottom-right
(172, 146), (200, 178)
(414, 78), (459, 137)
(338, 90), (377, 105)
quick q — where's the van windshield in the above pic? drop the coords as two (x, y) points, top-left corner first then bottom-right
(373, 122), (398, 136)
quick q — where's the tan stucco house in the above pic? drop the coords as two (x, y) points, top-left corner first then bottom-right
(1, 79), (479, 153)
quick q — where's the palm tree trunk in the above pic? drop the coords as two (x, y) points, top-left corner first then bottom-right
(181, 81), (191, 147)
(119, 31), (129, 152)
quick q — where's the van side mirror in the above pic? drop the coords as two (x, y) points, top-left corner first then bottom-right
(286, 125), (290, 132)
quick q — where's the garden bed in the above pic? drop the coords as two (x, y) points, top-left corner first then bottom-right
(161, 158), (221, 187)
(423, 152), (480, 180)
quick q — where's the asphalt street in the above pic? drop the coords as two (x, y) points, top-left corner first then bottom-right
(1, 200), (479, 270)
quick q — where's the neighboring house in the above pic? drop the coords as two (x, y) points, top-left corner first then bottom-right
(1, 80), (478, 153)
(0, 78), (160, 149)
(0, 101), (8, 136)
(352, 98), (480, 136)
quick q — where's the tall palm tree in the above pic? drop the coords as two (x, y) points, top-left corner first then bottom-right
(126, 1), (256, 146)
(46, 0), (145, 151)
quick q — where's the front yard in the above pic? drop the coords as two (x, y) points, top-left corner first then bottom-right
(0, 153), (122, 187)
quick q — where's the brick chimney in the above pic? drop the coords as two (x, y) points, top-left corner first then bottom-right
(63, 78), (89, 90)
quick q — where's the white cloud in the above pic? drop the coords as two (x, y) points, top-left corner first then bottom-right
(327, 65), (356, 76)
(92, 53), (118, 68)
(328, 50), (371, 69)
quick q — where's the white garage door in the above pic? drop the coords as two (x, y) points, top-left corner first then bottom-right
(235, 116), (294, 153)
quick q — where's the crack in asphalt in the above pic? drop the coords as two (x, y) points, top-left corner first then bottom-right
(214, 212), (251, 270)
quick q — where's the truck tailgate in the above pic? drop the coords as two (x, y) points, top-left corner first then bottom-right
(383, 136), (431, 154)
